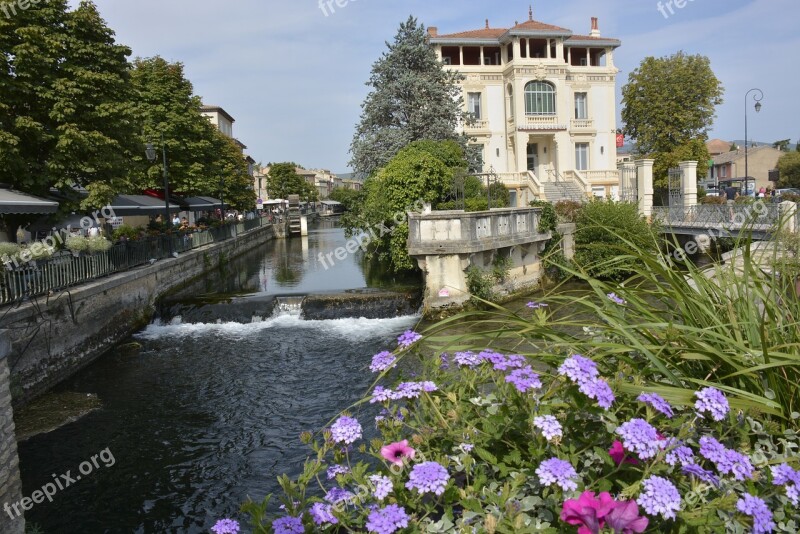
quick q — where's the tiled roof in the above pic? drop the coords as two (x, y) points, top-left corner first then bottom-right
(706, 139), (732, 155)
(712, 145), (777, 165)
(436, 28), (507, 39)
(510, 20), (570, 33)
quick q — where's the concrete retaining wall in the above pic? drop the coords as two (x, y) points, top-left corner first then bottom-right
(0, 341), (24, 533)
(0, 224), (274, 408)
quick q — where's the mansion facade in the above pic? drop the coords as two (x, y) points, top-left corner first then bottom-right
(429, 11), (622, 205)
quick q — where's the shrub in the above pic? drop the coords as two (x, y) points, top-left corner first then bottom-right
(87, 236), (112, 253)
(554, 199), (584, 223)
(465, 265), (494, 302)
(529, 200), (557, 233)
(112, 224), (140, 241)
(65, 236), (89, 252)
(23, 243), (53, 260)
(700, 194), (726, 205)
(0, 242), (21, 258)
(574, 199), (657, 280)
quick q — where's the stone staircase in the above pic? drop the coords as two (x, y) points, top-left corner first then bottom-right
(541, 180), (586, 203)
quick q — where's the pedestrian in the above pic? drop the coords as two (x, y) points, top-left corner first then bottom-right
(172, 214), (180, 226)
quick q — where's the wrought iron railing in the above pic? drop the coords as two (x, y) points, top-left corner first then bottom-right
(1, 218), (269, 306)
(652, 204), (782, 230)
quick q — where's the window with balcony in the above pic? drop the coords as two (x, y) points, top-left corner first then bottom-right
(468, 92), (482, 120)
(574, 93), (588, 120)
(575, 143), (589, 171)
(524, 81), (556, 115)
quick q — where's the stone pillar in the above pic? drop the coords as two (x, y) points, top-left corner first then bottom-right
(635, 159), (654, 218)
(0, 338), (25, 534)
(779, 201), (798, 234)
(680, 161), (699, 208)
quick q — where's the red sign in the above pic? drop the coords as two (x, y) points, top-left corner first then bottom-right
(616, 133), (625, 148)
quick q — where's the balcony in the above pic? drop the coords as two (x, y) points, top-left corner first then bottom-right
(517, 115), (568, 132)
(570, 118), (594, 130)
(464, 119), (489, 132)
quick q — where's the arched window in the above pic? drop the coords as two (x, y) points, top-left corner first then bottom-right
(524, 81), (556, 115)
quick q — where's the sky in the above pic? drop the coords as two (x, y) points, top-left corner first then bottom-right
(77, 0), (800, 173)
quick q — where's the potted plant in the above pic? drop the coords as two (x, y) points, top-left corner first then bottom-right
(65, 235), (89, 256)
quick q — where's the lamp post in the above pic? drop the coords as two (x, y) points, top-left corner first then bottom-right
(744, 88), (763, 197)
(145, 134), (171, 228)
(219, 176), (226, 223)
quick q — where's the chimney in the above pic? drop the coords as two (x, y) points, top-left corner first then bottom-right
(590, 17), (601, 37)
(485, 19), (489, 29)
(427, 27), (438, 37)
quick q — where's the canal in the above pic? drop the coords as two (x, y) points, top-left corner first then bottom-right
(16, 220), (422, 533)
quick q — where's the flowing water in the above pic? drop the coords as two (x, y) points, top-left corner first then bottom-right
(16, 220), (421, 533)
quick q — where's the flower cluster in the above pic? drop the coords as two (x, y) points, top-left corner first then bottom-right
(453, 351), (483, 367)
(505, 366), (542, 393)
(370, 381), (437, 402)
(536, 458), (579, 491)
(698, 436), (754, 481)
(370, 474), (393, 501)
(636, 476), (682, 520)
(330, 416), (363, 445)
(309, 502), (338, 526)
(327, 464), (350, 479)
(607, 292), (626, 305)
(771, 463), (800, 506)
(272, 516), (304, 534)
(211, 519), (240, 534)
(533, 415), (563, 441)
(370, 351), (397, 373)
(637, 392), (674, 418)
(527, 301), (549, 310)
(736, 494), (776, 534)
(405, 461), (450, 496)
(694, 387), (730, 421)
(558, 354), (615, 409)
(397, 330), (422, 348)
(616, 419), (665, 460)
(365, 504), (409, 534)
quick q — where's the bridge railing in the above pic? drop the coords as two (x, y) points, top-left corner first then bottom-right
(407, 207), (547, 255)
(652, 204), (782, 231)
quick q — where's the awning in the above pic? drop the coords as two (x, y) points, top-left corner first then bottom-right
(183, 196), (227, 210)
(0, 188), (59, 214)
(107, 195), (181, 216)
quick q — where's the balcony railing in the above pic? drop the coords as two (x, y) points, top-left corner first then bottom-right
(518, 115), (568, 131)
(570, 118), (594, 129)
(464, 119), (489, 131)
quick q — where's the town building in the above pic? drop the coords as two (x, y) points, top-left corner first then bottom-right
(711, 145), (783, 195)
(428, 9), (622, 205)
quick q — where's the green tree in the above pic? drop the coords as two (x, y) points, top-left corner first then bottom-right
(777, 152), (800, 188)
(329, 188), (363, 211)
(353, 142), (457, 271)
(773, 139), (791, 152)
(267, 163), (314, 200)
(621, 52), (723, 188)
(349, 16), (470, 178)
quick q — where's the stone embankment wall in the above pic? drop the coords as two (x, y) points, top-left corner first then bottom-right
(0, 341), (24, 534)
(0, 224), (274, 408)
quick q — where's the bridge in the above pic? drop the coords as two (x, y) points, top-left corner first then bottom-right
(652, 203), (799, 241)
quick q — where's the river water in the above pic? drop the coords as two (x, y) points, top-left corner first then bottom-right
(17, 220), (421, 533)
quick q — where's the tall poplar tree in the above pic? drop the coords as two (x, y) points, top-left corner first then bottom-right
(349, 16), (469, 178)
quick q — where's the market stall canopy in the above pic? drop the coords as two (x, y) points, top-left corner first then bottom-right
(107, 195), (181, 216)
(0, 187), (59, 214)
(182, 196), (227, 210)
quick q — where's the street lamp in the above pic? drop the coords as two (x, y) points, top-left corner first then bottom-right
(744, 88), (764, 197)
(145, 133), (171, 228)
(219, 176), (226, 222)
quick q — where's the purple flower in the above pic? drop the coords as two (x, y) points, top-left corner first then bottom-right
(370, 386), (394, 404)
(479, 350), (509, 369)
(330, 416), (362, 444)
(787, 485), (799, 507)
(637, 392), (675, 418)
(536, 458), (579, 492)
(405, 461), (450, 496)
(460, 443), (474, 453)
(397, 330), (422, 348)
(527, 301), (549, 309)
(326, 464), (350, 480)
(365, 504), (409, 534)
(370, 351), (397, 373)
(607, 292), (626, 305)
(681, 463), (720, 487)
(665, 444), (695, 467)
(533, 415), (563, 441)
(439, 353), (450, 370)
(736, 494), (775, 534)
(699, 437), (753, 481)
(390, 381), (437, 400)
(694, 387), (730, 421)
(637, 476), (681, 520)
(309, 503), (338, 526)
(505, 366), (543, 393)
(370, 474), (393, 501)
(580, 377), (616, 409)
(453, 351), (483, 367)
(770, 464), (800, 486)
(211, 519), (240, 534)
(615, 419), (665, 460)
(325, 487), (354, 504)
(558, 354), (599, 384)
(272, 516), (304, 534)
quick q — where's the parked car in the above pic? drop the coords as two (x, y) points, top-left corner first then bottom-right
(775, 188), (800, 196)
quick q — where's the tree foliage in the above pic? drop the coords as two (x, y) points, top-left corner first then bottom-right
(266, 163), (317, 202)
(329, 187), (363, 211)
(777, 152), (800, 188)
(350, 140), (465, 271)
(621, 52), (722, 188)
(349, 16), (470, 177)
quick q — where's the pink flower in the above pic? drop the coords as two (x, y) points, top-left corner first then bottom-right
(609, 441), (639, 466)
(561, 493), (647, 534)
(380, 440), (416, 466)
(605, 500), (648, 533)
(561, 492), (616, 534)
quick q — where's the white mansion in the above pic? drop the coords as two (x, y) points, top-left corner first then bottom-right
(429, 10), (622, 205)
